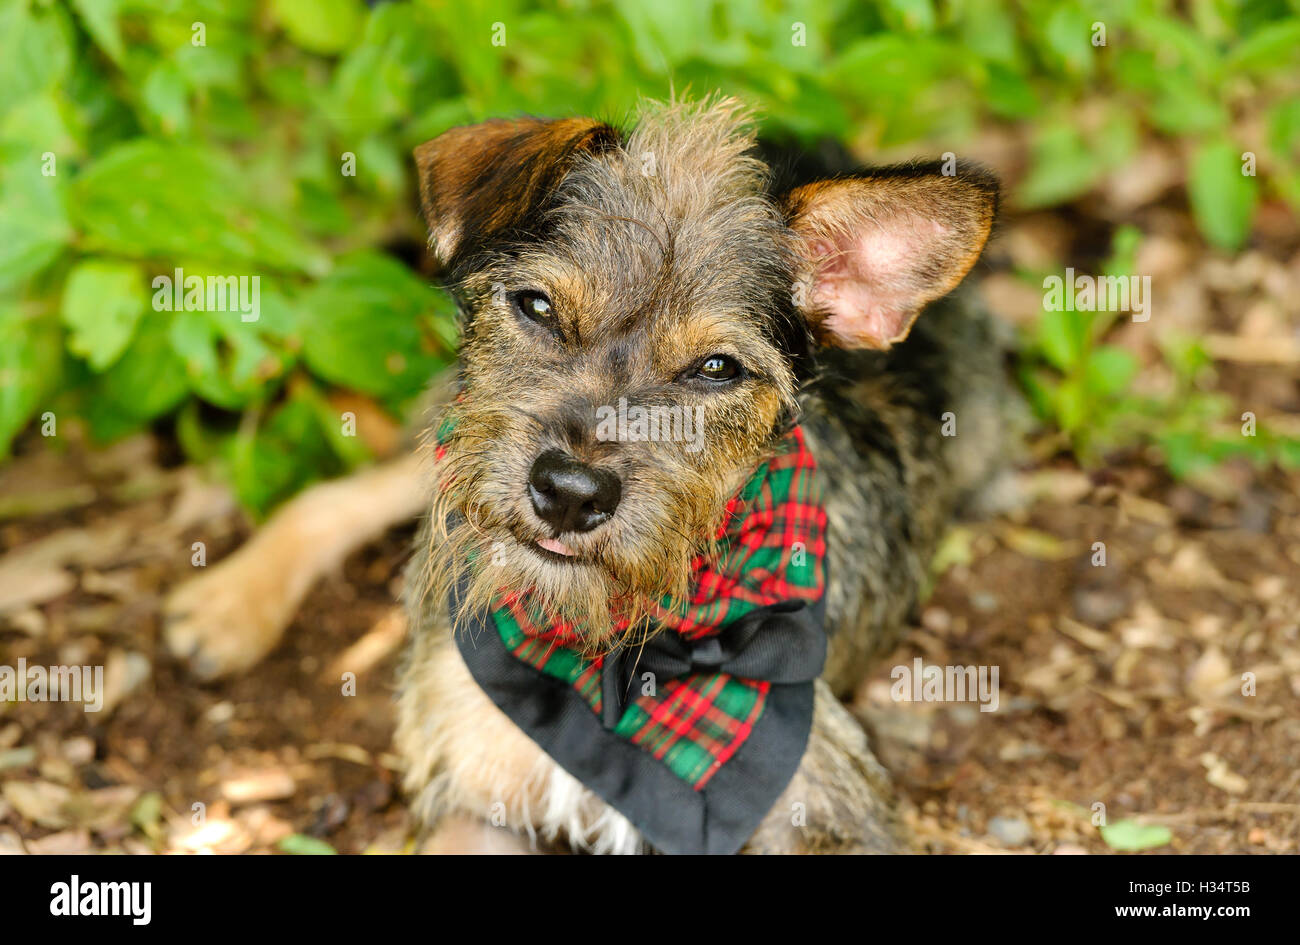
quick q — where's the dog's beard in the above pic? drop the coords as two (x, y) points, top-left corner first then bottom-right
(416, 424), (732, 656)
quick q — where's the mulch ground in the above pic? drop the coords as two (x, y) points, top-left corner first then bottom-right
(2, 185), (1298, 853)
(2, 428), (1296, 855)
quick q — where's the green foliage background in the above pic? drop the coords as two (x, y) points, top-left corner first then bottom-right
(2, 0), (1298, 513)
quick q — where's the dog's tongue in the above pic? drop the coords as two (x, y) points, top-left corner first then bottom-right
(537, 537), (575, 556)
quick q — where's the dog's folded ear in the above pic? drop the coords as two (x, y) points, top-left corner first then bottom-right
(414, 117), (619, 273)
(782, 163), (997, 350)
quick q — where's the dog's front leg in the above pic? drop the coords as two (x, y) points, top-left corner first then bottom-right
(164, 451), (429, 679)
(742, 680), (904, 854)
(419, 815), (539, 854)
(395, 628), (646, 855)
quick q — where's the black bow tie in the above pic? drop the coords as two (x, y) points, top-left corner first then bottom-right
(598, 597), (827, 730)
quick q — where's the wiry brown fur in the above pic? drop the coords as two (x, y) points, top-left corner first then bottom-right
(418, 97), (804, 653)
(398, 96), (1014, 854)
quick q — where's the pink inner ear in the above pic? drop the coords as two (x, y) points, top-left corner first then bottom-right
(809, 218), (948, 349)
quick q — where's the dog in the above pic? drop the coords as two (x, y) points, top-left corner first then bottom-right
(165, 96), (1016, 854)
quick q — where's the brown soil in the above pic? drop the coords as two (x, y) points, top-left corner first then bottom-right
(2, 195), (1297, 854)
(2, 428), (1296, 855)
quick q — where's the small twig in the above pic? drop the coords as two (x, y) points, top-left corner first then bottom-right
(0, 485), (98, 520)
(1203, 334), (1300, 365)
(1135, 802), (1300, 825)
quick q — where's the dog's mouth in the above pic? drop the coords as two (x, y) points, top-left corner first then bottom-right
(534, 536), (578, 559)
(508, 527), (590, 565)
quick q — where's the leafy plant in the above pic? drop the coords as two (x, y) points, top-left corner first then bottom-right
(1, 0), (1297, 512)
(277, 833), (338, 855)
(1018, 226), (1300, 475)
(1018, 225), (1143, 462)
(1099, 819), (1173, 852)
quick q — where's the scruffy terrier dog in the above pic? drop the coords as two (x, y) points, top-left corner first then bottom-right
(166, 97), (1014, 854)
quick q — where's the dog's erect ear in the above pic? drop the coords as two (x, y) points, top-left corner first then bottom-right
(414, 117), (619, 272)
(782, 163), (997, 349)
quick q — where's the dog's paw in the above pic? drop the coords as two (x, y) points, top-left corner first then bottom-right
(418, 816), (539, 855)
(163, 545), (302, 680)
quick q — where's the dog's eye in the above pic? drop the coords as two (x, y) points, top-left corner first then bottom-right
(513, 291), (554, 325)
(695, 354), (741, 383)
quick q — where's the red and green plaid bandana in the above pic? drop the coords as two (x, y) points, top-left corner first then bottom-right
(485, 425), (825, 788)
(443, 420), (828, 853)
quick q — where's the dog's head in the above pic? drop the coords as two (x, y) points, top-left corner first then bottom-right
(414, 97), (996, 646)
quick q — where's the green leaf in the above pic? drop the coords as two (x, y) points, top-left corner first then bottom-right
(0, 309), (63, 456)
(355, 134), (405, 195)
(0, 150), (72, 292)
(296, 179), (352, 236)
(174, 398), (226, 466)
(1159, 336), (1210, 385)
(1084, 346), (1139, 398)
(882, 0), (935, 33)
(169, 306), (288, 410)
(71, 140), (330, 274)
(228, 396), (340, 514)
(299, 253), (449, 399)
(1100, 819), (1173, 852)
(1018, 123), (1100, 208)
(612, 0), (731, 72)
(1036, 305), (1086, 372)
(1133, 17), (1222, 84)
(1228, 20), (1300, 72)
(128, 790), (164, 835)
(1277, 438), (1300, 469)
(327, 1), (448, 136)
(1148, 77), (1228, 136)
(1157, 431), (1215, 480)
(1189, 139), (1258, 250)
(2, 91), (84, 154)
(170, 21), (245, 93)
(1103, 225), (1142, 278)
(294, 381), (372, 468)
(68, 0), (126, 66)
(60, 259), (147, 371)
(958, 0), (1020, 64)
(0, 0), (74, 114)
(90, 311), (189, 425)
(65, 53), (138, 153)
(1268, 99), (1300, 158)
(1017, 365), (1059, 422)
(1041, 6), (1095, 77)
(1054, 375), (1087, 433)
(983, 63), (1039, 119)
(140, 61), (191, 136)
(271, 0), (365, 56)
(277, 833), (338, 855)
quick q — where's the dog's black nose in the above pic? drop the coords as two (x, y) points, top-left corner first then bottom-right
(527, 450), (621, 534)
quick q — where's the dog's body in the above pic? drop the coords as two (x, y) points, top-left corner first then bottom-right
(397, 299), (1010, 854)
(166, 98), (1017, 853)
